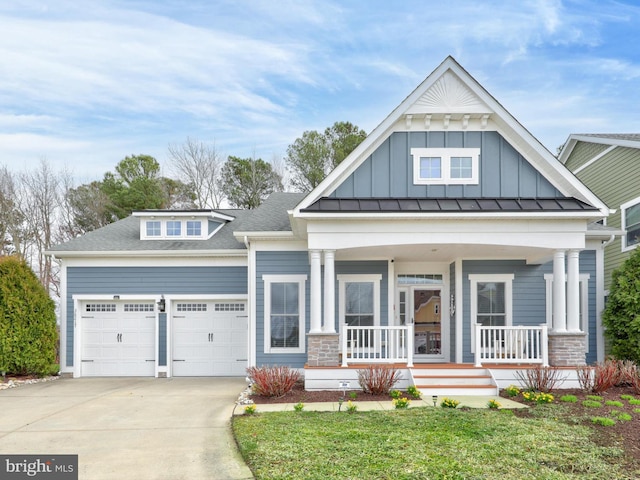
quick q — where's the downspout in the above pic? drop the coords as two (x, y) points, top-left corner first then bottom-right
(243, 236), (255, 368)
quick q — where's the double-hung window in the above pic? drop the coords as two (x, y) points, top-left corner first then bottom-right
(411, 148), (480, 185)
(621, 196), (640, 251)
(338, 274), (381, 348)
(263, 275), (306, 353)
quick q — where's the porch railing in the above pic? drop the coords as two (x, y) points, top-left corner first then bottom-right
(341, 325), (413, 367)
(474, 324), (549, 367)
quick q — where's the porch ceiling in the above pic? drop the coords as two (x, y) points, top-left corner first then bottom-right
(334, 243), (554, 264)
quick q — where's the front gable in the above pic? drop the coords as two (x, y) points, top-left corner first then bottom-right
(294, 56), (608, 217)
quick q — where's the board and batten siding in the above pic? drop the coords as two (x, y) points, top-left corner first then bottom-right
(331, 131), (563, 199)
(461, 253), (597, 364)
(569, 144), (640, 290)
(66, 266), (247, 367)
(255, 253), (389, 368)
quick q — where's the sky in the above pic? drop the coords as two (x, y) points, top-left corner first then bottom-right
(1, 0), (639, 184)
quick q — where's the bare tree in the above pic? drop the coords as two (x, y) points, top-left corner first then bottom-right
(168, 138), (224, 209)
(19, 159), (62, 295)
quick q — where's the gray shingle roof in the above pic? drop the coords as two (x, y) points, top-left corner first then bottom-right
(49, 209), (253, 254)
(577, 133), (640, 143)
(48, 193), (307, 255)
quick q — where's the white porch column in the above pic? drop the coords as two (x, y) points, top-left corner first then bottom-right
(322, 250), (336, 333)
(552, 250), (567, 332)
(566, 249), (581, 333)
(309, 250), (322, 334)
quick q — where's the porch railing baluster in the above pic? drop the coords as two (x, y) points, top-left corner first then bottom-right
(474, 324), (549, 366)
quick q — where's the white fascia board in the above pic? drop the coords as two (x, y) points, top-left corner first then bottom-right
(47, 249), (246, 258)
(132, 211), (235, 222)
(233, 231), (296, 240)
(60, 256), (247, 268)
(249, 239), (308, 252)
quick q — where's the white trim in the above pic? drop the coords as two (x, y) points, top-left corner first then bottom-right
(59, 263), (68, 374)
(469, 274), (514, 353)
(559, 134), (640, 165)
(596, 247), (605, 362)
(411, 147), (480, 185)
(544, 273), (591, 351)
(455, 259), (463, 363)
(262, 274), (307, 354)
(621, 195), (640, 252)
(338, 274), (382, 337)
(573, 145), (617, 175)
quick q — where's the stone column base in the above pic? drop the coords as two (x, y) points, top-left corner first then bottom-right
(548, 332), (587, 367)
(307, 333), (340, 367)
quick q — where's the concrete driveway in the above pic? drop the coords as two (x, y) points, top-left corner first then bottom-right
(0, 377), (253, 479)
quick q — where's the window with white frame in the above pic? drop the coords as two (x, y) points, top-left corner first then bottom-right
(469, 274), (514, 352)
(621, 196), (640, 251)
(339, 274), (381, 348)
(146, 221), (161, 237)
(544, 273), (590, 351)
(262, 275), (306, 354)
(411, 148), (480, 185)
(186, 220), (201, 237)
(166, 220), (182, 236)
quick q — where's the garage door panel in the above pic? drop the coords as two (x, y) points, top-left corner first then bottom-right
(172, 301), (247, 376)
(80, 302), (156, 377)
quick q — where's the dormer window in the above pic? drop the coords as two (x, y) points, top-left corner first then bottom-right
(412, 148), (480, 185)
(186, 221), (201, 237)
(146, 221), (161, 237)
(135, 210), (234, 241)
(167, 221), (182, 236)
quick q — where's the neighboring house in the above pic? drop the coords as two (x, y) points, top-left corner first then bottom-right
(559, 134), (640, 292)
(48, 57), (615, 394)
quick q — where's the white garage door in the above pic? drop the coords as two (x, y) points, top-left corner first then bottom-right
(172, 301), (248, 376)
(81, 301), (156, 377)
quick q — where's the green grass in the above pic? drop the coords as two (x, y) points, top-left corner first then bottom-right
(560, 394), (578, 403)
(605, 400), (624, 407)
(582, 400), (603, 408)
(629, 399), (640, 406)
(233, 407), (626, 479)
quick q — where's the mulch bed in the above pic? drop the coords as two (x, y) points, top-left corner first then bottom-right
(250, 382), (390, 404)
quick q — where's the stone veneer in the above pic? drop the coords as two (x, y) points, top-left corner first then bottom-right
(307, 333), (340, 367)
(548, 332), (587, 367)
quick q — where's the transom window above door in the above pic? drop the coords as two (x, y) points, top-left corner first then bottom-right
(411, 148), (480, 185)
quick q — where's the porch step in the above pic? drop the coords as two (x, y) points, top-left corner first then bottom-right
(409, 365), (498, 397)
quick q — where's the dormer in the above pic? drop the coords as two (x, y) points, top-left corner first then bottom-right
(132, 210), (235, 240)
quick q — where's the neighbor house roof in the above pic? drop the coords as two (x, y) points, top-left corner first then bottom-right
(558, 133), (640, 164)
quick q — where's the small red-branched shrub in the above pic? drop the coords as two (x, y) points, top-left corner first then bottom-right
(514, 365), (566, 393)
(591, 360), (619, 393)
(614, 359), (638, 386)
(356, 366), (401, 395)
(246, 365), (300, 397)
(576, 365), (595, 392)
(630, 367), (640, 395)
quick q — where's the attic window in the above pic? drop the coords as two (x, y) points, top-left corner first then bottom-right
(412, 148), (480, 185)
(146, 221), (161, 237)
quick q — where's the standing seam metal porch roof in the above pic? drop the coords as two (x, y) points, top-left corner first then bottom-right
(301, 197), (598, 213)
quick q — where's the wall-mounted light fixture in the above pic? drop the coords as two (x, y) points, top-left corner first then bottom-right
(450, 294), (456, 316)
(157, 295), (165, 313)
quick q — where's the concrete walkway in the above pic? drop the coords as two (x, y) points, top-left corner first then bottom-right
(0, 377), (253, 480)
(237, 394), (526, 413)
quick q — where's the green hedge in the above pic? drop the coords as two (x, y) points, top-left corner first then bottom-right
(0, 256), (58, 376)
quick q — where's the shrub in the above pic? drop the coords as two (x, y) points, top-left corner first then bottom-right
(614, 359), (638, 386)
(246, 365), (300, 397)
(407, 385), (422, 399)
(591, 417), (616, 426)
(392, 397), (410, 409)
(440, 398), (460, 408)
(356, 366), (400, 395)
(629, 366), (640, 395)
(514, 366), (566, 392)
(504, 385), (520, 397)
(0, 256), (58, 376)
(592, 360), (619, 393)
(602, 248), (640, 364)
(576, 365), (595, 392)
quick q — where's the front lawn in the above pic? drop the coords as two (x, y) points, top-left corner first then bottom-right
(233, 406), (628, 479)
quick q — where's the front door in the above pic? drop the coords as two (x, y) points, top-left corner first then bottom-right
(403, 287), (443, 360)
